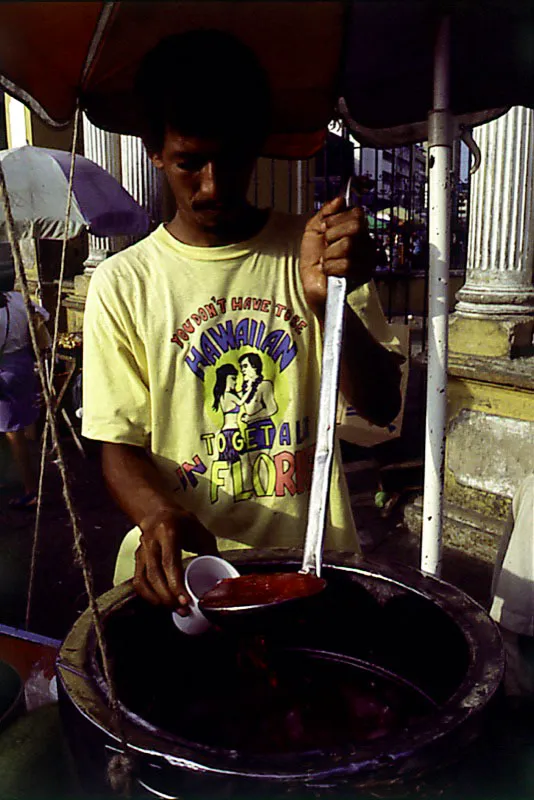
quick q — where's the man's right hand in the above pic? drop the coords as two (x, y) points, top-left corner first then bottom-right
(134, 507), (219, 613)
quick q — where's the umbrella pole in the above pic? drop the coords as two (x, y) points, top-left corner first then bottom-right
(33, 236), (43, 304)
(421, 17), (452, 576)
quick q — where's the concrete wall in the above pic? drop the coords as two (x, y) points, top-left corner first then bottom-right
(445, 361), (534, 520)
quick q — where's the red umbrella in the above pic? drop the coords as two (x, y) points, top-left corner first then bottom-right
(0, 1), (345, 158)
(0, 2), (532, 153)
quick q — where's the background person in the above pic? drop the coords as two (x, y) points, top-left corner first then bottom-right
(0, 288), (50, 509)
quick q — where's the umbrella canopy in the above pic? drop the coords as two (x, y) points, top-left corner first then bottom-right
(0, 1), (533, 155)
(341, 0), (534, 144)
(0, 146), (150, 240)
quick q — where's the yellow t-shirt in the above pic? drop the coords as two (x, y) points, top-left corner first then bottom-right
(82, 212), (389, 583)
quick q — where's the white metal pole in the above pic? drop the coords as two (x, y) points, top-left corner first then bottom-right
(421, 17), (452, 576)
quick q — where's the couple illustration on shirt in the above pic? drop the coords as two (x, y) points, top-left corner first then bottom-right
(211, 352), (278, 463)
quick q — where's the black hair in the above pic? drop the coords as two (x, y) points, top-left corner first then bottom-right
(238, 352), (263, 377)
(239, 352), (264, 403)
(212, 363), (239, 411)
(0, 292), (8, 309)
(135, 29), (272, 155)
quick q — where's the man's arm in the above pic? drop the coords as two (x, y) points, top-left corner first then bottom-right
(82, 268), (218, 611)
(338, 309), (402, 427)
(102, 442), (219, 610)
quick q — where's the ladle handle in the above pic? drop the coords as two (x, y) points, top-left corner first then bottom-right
(301, 273), (347, 577)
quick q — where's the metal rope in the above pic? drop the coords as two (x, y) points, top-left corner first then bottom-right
(0, 127), (135, 796)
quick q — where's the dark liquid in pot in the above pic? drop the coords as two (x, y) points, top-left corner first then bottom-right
(199, 571), (326, 609)
(121, 629), (435, 754)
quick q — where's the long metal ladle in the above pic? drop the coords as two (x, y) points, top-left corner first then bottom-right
(199, 180), (353, 628)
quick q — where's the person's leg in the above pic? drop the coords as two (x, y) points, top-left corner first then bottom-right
(5, 429), (36, 497)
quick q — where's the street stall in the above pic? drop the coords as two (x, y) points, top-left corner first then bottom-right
(0, 1), (533, 797)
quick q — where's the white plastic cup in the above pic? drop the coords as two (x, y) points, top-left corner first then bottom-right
(172, 555), (240, 635)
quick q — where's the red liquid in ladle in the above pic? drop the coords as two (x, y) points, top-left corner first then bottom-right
(199, 571), (326, 609)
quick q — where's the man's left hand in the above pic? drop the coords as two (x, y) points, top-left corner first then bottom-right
(299, 195), (376, 320)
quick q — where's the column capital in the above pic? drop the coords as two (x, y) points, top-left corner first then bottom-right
(83, 243), (114, 273)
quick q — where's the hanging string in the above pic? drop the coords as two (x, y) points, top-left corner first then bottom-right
(49, 103), (81, 386)
(0, 128), (135, 796)
(24, 421), (48, 629)
(25, 103), (81, 631)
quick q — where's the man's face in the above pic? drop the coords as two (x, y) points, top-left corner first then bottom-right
(240, 358), (256, 382)
(151, 129), (257, 235)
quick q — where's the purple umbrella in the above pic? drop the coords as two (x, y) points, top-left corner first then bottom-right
(0, 145), (150, 240)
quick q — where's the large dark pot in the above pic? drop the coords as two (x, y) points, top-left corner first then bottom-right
(57, 550), (504, 798)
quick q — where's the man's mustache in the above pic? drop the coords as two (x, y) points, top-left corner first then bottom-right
(191, 200), (228, 212)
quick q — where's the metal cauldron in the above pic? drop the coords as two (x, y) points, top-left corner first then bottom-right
(56, 550), (504, 798)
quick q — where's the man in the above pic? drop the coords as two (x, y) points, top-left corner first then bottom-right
(82, 30), (403, 615)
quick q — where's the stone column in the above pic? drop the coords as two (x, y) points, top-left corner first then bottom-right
(120, 134), (162, 229)
(82, 114), (127, 271)
(444, 106), (534, 537)
(452, 106), (534, 355)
